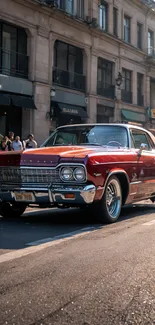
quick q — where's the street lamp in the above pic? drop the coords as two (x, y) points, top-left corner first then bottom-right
(50, 87), (56, 97)
(115, 72), (123, 87)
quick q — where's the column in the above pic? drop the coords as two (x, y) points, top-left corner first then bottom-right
(90, 54), (98, 95)
(87, 96), (97, 123)
(132, 69), (137, 105)
(33, 83), (51, 145)
(108, 1), (113, 34)
(146, 75), (151, 107)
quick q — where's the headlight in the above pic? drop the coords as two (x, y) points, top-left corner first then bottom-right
(60, 167), (73, 181)
(73, 167), (85, 181)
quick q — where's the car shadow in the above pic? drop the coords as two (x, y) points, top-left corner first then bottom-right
(0, 202), (154, 251)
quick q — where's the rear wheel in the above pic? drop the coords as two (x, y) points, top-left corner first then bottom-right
(0, 202), (27, 218)
(90, 176), (122, 223)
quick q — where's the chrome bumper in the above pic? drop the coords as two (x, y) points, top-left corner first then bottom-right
(0, 185), (103, 205)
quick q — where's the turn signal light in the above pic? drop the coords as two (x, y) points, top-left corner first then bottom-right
(64, 193), (75, 199)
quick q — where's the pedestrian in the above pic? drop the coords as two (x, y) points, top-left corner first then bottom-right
(8, 131), (14, 142)
(25, 134), (37, 149)
(12, 136), (23, 151)
(7, 131), (14, 151)
(0, 137), (9, 151)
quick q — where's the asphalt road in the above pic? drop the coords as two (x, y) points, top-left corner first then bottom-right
(1, 201), (155, 324)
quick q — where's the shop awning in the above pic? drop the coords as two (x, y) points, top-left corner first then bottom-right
(11, 95), (37, 109)
(121, 109), (146, 123)
(56, 103), (88, 118)
(0, 93), (11, 106)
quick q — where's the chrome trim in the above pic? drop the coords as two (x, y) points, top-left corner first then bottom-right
(2, 184), (100, 205)
(1, 187), (49, 192)
(48, 189), (53, 203)
(80, 185), (96, 204)
(130, 181), (142, 185)
(53, 193), (75, 201)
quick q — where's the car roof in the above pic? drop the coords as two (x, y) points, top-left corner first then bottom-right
(57, 123), (146, 132)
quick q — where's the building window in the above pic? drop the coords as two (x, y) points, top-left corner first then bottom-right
(99, 1), (108, 31)
(77, 0), (84, 19)
(0, 22), (28, 78)
(122, 69), (132, 103)
(97, 105), (113, 123)
(97, 58), (115, 99)
(137, 73), (144, 106)
(53, 40), (85, 92)
(124, 16), (130, 43)
(113, 7), (118, 36)
(148, 30), (154, 55)
(57, 0), (74, 14)
(137, 23), (142, 49)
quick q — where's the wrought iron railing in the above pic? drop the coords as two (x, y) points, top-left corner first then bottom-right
(97, 82), (115, 99)
(53, 67), (86, 92)
(121, 89), (132, 103)
(0, 47), (29, 79)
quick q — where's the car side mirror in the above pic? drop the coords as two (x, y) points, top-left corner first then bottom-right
(138, 143), (148, 156)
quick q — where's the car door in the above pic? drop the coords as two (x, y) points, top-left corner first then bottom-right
(130, 129), (155, 199)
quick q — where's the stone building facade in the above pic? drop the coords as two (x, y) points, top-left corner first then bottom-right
(0, 0), (155, 144)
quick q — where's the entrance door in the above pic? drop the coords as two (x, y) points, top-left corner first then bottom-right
(6, 106), (22, 137)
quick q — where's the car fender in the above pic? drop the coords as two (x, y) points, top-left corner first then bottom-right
(102, 168), (130, 204)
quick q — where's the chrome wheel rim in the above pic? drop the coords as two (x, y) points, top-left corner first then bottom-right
(106, 179), (121, 219)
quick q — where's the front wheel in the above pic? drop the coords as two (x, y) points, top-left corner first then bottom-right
(0, 202), (27, 218)
(92, 176), (122, 223)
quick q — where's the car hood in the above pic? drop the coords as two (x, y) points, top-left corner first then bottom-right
(0, 145), (129, 167)
(19, 146), (128, 166)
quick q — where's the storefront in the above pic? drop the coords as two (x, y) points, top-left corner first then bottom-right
(0, 92), (36, 138)
(50, 89), (88, 128)
(121, 109), (146, 126)
(51, 101), (87, 126)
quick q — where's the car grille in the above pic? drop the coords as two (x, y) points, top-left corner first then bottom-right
(0, 167), (60, 189)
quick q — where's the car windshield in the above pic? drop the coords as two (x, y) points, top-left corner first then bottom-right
(42, 125), (129, 148)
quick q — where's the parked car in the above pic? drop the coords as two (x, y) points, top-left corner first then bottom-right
(0, 123), (155, 223)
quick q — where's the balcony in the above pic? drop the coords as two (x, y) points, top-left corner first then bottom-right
(137, 93), (144, 107)
(0, 48), (28, 79)
(97, 82), (115, 99)
(121, 89), (132, 103)
(140, 0), (155, 7)
(53, 67), (86, 92)
(146, 47), (155, 60)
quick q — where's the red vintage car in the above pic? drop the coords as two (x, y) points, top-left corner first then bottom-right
(0, 123), (155, 223)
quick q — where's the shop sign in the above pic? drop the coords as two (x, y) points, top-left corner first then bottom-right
(151, 108), (155, 119)
(62, 107), (78, 115)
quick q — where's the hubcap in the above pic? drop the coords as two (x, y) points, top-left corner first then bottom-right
(106, 179), (121, 219)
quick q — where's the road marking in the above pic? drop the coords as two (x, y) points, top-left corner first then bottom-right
(26, 227), (96, 246)
(142, 219), (155, 226)
(0, 226), (101, 264)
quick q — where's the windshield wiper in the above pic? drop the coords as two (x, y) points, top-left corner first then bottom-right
(79, 143), (103, 146)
